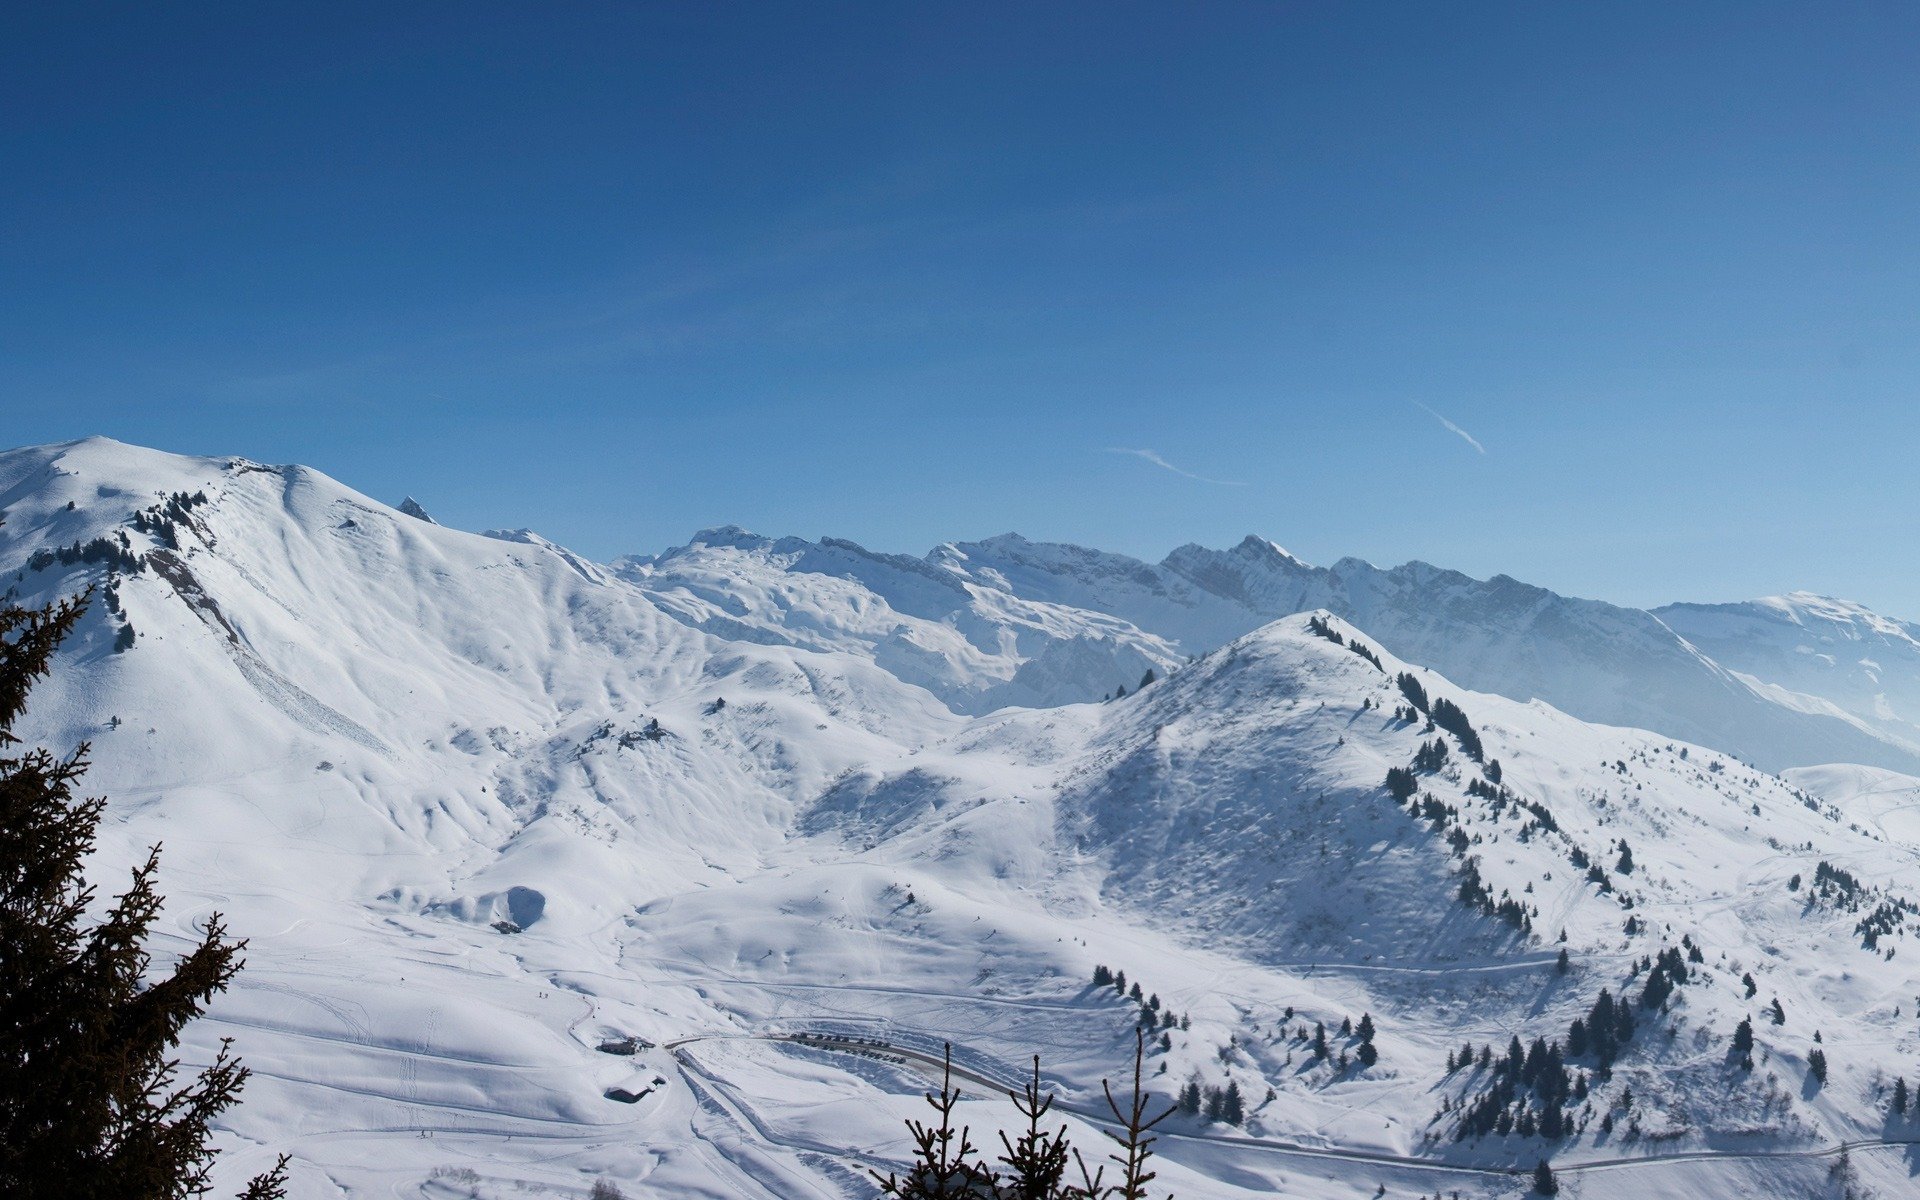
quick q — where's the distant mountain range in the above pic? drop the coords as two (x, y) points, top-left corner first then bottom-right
(621, 522), (1920, 776)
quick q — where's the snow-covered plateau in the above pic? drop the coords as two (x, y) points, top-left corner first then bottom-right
(7, 437), (1920, 1199)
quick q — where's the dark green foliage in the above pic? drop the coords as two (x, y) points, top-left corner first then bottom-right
(1137, 670), (1156, 690)
(1219, 1082), (1243, 1126)
(1453, 1031), (1574, 1142)
(0, 592), (286, 1200)
(1732, 1017), (1753, 1055)
(27, 536), (143, 576)
(1176, 1081), (1200, 1116)
(1556, 948), (1570, 974)
(1856, 900), (1910, 949)
(1456, 860), (1532, 932)
(1384, 767), (1417, 801)
(1485, 758), (1503, 784)
(1615, 842), (1634, 874)
(1807, 1048), (1828, 1085)
(994, 1057), (1074, 1200)
(1464, 777), (1559, 833)
(1812, 860), (1863, 904)
(129, 492), (211, 553)
(1092, 965), (1112, 987)
(1428, 697), (1483, 762)
(1894, 1077), (1908, 1117)
(1413, 738), (1450, 772)
(1306, 614), (1344, 646)
(1396, 672), (1429, 713)
(1639, 946), (1689, 1009)
(1532, 1161), (1558, 1195)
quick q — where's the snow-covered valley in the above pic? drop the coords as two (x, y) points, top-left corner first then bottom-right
(9, 437), (1920, 1199)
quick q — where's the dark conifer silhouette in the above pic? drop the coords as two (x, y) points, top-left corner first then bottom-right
(0, 591), (287, 1199)
(872, 1044), (993, 1198)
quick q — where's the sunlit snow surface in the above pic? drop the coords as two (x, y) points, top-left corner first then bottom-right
(5, 437), (1920, 1198)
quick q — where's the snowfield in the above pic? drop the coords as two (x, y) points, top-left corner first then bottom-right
(7, 437), (1920, 1199)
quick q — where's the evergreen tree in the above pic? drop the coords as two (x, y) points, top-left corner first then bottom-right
(1808, 1048), (1828, 1086)
(1532, 1160), (1558, 1195)
(1220, 1081), (1243, 1126)
(1312, 1022), (1328, 1060)
(1138, 670), (1156, 690)
(993, 1056), (1072, 1200)
(1731, 1017), (1754, 1056)
(0, 592), (288, 1200)
(1176, 1081), (1200, 1116)
(873, 1044), (992, 1198)
(1615, 842), (1634, 874)
(1895, 1077), (1909, 1117)
(1081, 1029), (1174, 1200)
(1356, 1013), (1375, 1044)
(1556, 948), (1570, 974)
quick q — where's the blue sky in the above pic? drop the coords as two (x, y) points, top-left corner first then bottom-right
(5, 4), (1919, 612)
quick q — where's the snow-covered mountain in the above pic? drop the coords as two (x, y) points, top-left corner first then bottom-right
(1658, 593), (1920, 758)
(625, 526), (1920, 776)
(612, 527), (1181, 714)
(9, 436), (1920, 1200)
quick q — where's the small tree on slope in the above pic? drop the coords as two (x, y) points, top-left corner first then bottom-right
(872, 1044), (993, 1198)
(873, 1032), (1174, 1199)
(0, 592), (286, 1200)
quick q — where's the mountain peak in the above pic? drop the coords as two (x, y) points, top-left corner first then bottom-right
(397, 496), (436, 524)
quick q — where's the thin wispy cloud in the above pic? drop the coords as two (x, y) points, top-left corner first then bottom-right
(1413, 402), (1486, 454)
(1103, 447), (1246, 486)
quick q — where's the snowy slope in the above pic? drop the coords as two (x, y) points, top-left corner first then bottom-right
(811, 616), (1920, 1172)
(614, 527), (1181, 713)
(7, 437), (1920, 1200)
